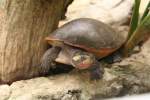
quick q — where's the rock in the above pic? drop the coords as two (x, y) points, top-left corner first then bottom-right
(60, 0), (134, 26)
(0, 85), (11, 100)
(0, 63), (149, 100)
(107, 93), (150, 100)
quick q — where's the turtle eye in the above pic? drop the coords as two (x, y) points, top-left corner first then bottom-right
(72, 55), (81, 62)
(72, 53), (94, 69)
(72, 55), (82, 67)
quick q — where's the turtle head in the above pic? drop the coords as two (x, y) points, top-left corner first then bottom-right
(71, 51), (95, 69)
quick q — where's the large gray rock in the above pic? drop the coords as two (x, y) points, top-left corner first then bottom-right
(60, 0), (134, 26)
(0, 85), (10, 100)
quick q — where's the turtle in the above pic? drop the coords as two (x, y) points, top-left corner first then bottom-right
(41, 18), (126, 79)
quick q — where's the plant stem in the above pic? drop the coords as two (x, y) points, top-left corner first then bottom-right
(123, 14), (150, 56)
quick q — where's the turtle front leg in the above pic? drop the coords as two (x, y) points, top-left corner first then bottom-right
(88, 60), (104, 80)
(40, 47), (61, 75)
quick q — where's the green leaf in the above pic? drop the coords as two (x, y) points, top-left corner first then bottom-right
(127, 0), (141, 40)
(123, 14), (150, 56)
(140, 1), (150, 22)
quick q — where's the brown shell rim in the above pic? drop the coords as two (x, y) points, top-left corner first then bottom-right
(45, 37), (119, 58)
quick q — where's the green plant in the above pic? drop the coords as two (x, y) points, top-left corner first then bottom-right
(127, 0), (141, 40)
(123, 0), (150, 56)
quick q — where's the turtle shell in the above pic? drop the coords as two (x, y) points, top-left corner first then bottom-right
(46, 18), (126, 58)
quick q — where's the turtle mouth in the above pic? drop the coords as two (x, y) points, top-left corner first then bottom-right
(77, 63), (91, 69)
(76, 58), (93, 69)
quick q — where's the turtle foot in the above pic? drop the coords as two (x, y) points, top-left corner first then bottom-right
(103, 50), (123, 64)
(89, 62), (104, 80)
